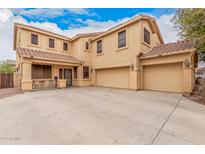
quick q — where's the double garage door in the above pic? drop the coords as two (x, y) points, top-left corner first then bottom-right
(95, 63), (183, 92)
(143, 63), (183, 92)
(96, 67), (129, 89)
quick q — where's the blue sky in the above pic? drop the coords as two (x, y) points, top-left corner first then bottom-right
(12, 8), (176, 30)
(0, 8), (179, 60)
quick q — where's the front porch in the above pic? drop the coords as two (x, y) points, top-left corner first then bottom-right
(20, 59), (81, 91)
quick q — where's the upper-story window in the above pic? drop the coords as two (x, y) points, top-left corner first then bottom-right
(118, 30), (126, 48)
(31, 34), (38, 45)
(63, 42), (68, 51)
(144, 28), (150, 45)
(97, 40), (102, 54)
(49, 38), (55, 48)
(85, 42), (89, 50)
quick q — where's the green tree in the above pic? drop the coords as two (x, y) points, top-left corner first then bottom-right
(0, 61), (15, 74)
(172, 8), (205, 61)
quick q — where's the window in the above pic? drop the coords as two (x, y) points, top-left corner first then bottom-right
(144, 28), (150, 45)
(59, 69), (63, 79)
(32, 64), (52, 79)
(49, 38), (55, 48)
(118, 30), (126, 48)
(83, 66), (89, 79)
(31, 34), (38, 45)
(63, 42), (68, 51)
(85, 42), (89, 50)
(74, 67), (78, 79)
(97, 40), (102, 54)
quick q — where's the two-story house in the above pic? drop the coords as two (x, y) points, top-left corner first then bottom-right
(13, 14), (197, 93)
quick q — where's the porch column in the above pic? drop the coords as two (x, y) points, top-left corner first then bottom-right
(78, 65), (83, 86)
(21, 62), (32, 91)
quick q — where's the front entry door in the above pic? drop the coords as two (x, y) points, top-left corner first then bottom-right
(64, 69), (72, 87)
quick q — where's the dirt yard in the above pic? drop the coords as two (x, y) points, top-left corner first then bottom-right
(0, 88), (22, 100)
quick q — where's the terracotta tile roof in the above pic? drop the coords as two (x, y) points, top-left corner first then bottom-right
(141, 40), (195, 58)
(16, 48), (82, 64)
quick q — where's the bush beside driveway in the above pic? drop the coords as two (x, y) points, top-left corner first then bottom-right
(0, 87), (205, 144)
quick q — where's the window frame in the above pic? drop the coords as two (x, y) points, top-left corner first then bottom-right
(83, 66), (89, 79)
(31, 33), (38, 45)
(63, 42), (68, 51)
(32, 64), (52, 79)
(118, 30), (126, 49)
(85, 42), (89, 50)
(97, 40), (103, 54)
(49, 38), (55, 48)
(144, 28), (151, 45)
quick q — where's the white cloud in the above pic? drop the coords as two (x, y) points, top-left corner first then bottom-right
(0, 8), (180, 61)
(0, 9), (27, 61)
(156, 13), (180, 43)
(11, 8), (96, 19)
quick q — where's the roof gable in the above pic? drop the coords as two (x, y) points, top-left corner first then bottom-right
(90, 14), (164, 44)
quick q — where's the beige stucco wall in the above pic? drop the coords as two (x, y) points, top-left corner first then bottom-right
(71, 36), (94, 87)
(18, 28), (72, 55)
(91, 22), (141, 69)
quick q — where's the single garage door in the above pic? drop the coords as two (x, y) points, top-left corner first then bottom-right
(96, 67), (129, 89)
(143, 63), (183, 92)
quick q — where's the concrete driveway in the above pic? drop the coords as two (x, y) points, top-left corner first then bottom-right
(0, 87), (205, 145)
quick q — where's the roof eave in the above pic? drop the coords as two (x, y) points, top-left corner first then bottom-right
(90, 15), (164, 43)
(19, 55), (83, 64)
(14, 23), (72, 41)
(90, 15), (146, 42)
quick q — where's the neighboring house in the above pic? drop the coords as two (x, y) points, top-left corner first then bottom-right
(6, 59), (16, 68)
(6, 59), (18, 87)
(13, 14), (198, 93)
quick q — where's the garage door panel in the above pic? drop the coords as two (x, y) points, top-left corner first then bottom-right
(144, 63), (183, 92)
(96, 67), (129, 89)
